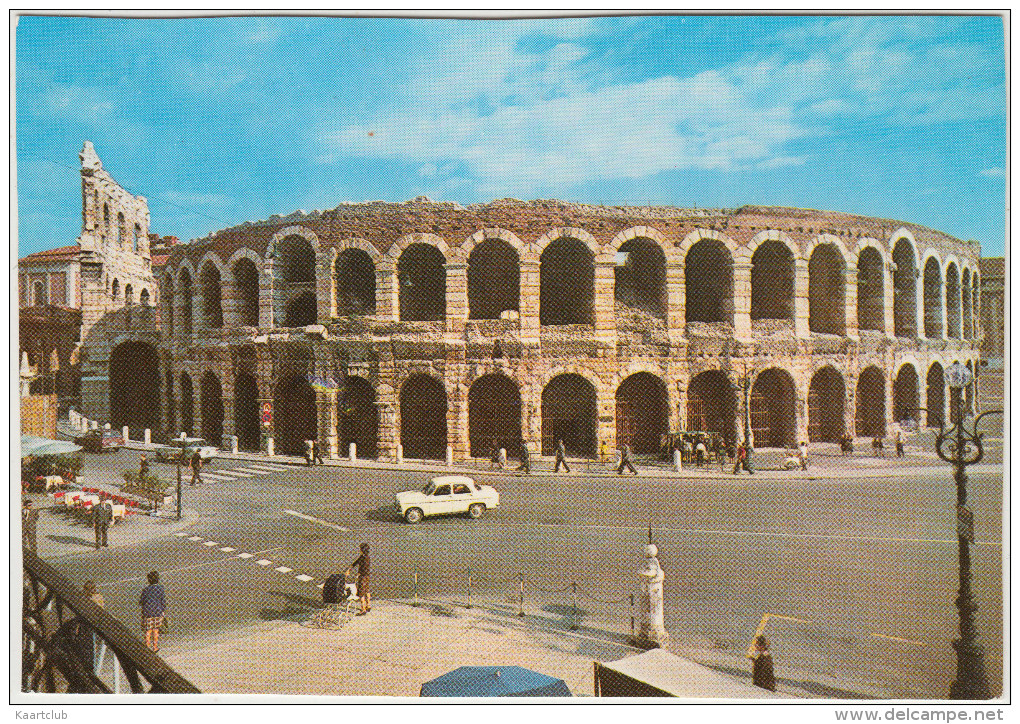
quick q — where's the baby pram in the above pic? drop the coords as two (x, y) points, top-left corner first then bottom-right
(306, 573), (358, 629)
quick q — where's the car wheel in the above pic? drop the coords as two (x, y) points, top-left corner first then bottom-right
(404, 508), (423, 524)
(468, 503), (485, 519)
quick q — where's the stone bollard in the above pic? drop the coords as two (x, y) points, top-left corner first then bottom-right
(224, 435), (238, 453)
(266, 437), (274, 456)
(122, 426), (130, 442)
(446, 445), (454, 467)
(144, 428), (151, 445)
(499, 448), (507, 468)
(635, 544), (669, 649)
(395, 444), (403, 464)
(104, 423), (111, 430)
(349, 442), (356, 461)
(674, 449), (682, 472)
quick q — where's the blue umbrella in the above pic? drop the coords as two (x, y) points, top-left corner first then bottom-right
(420, 666), (572, 697)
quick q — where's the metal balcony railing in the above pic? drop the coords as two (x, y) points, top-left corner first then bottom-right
(22, 551), (200, 694)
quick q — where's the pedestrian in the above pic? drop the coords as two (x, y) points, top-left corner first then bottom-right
(138, 453), (149, 479)
(22, 499), (39, 554)
(617, 444), (638, 475)
(895, 431), (905, 458)
(313, 439), (324, 465)
(346, 542), (371, 615)
(682, 437), (693, 465)
(516, 440), (531, 475)
(872, 436), (884, 457)
(305, 439), (314, 466)
(92, 500), (111, 549)
(749, 635), (776, 692)
(139, 570), (167, 652)
(695, 437), (707, 467)
(190, 449), (203, 485)
(82, 580), (105, 673)
(554, 439), (570, 473)
(798, 441), (809, 471)
(489, 439), (503, 470)
(743, 444), (755, 474)
(599, 440), (609, 465)
(733, 442), (746, 475)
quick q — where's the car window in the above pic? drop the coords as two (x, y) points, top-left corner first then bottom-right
(423, 482), (435, 495)
(453, 484), (470, 494)
(433, 485), (451, 496)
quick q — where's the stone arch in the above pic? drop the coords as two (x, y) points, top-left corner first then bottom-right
(468, 238), (520, 320)
(275, 233), (317, 284)
(177, 268), (194, 336)
(615, 372), (669, 454)
(397, 243), (446, 321)
(200, 371), (224, 446)
(808, 366), (845, 443)
(808, 243), (846, 334)
(962, 267), (973, 340)
(803, 233), (852, 265)
(540, 236), (595, 325)
(615, 237), (667, 320)
(269, 225), (321, 259)
(743, 229), (800, 262)
(678, 228), (739, 259)
(751, 239), (796, 321)
(926, 361), (945, 428)
(385, 232), (449, 261)
(463, 227), (526, 257)
(610, 226), (667, 253)
(338, 376), (378, 459)
(111, 278), (120, 301)
(889, 229), (920, 267)
(535, 227), (600, 256)
(109, 341), (160, 439)
(856, 244), (885, 332)
(335, 247), (377, 315)
(335, 237), (381, 260)
(179, 372), (195, 437)
(893, 362), (920, 426)
(538, 364), (605, 398)
(970, 271), (980, 339)
(199, 260), (224, 328)
(892, 238), (918, 337)
(196, 251), (227, 276)
(124, 284), (134, 305)
(232, 256), (261, 327)
(923, 255), (944, 339)
(273, 373), (317, 456)
(468, 373), (523, 458)
(855, 366), (886, 437)
(542, 373), (597, 457)
(139, 288), (150, 306)
(400, 373), (448, 460)
(750, 367), (797, 448)
(945, 261), (961, 339)
(686, 369), (738, 445)
(685, 237), (735, 324)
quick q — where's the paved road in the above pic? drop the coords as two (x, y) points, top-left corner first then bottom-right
(46, 450), (1003, 699)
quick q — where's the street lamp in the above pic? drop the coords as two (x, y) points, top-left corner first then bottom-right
(935, 361), (1000, 699)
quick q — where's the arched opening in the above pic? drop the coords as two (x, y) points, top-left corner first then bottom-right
(200, 263), (223, 328)
(971, 273), (980, 339)
(335, 248), (377, 316)
(235, 372), (260, 452)
(103, 203), (110, 241)
(926, 362), (945, 428)
(165, 368), (175, 437)
(109, 342), (160, 440)
(33, 280), (46, 306)
(615, 372), (668, 454)
(946, 263), (961, 339)
(750, 368), (796, 448)
(117, 212), (125, 247)
(962, 269), (972, 340)
(808, 367), (845, 443)
(893, 364), (919, 427)
(140, 288), (150, 306)
(687, 370), (737, 445)
(400, 374), (447, 460)
(200, 372), (224, 447)
(685, 239), (733, 324)
(179, 271), (193, 336)
(163, 276), (174, 335)
(338, 376), (378, 459)
(111, 279), (120, 301)
(751, 241), (795, 322)
(180, 373), (194, 437)
(855, 367), (886, 438)
(966, 360), (975, 415)
(125, 284), (134, 305)
(398, 243), (446, 322)
(541, 238), (594, 326)
(273, 374), (317, 456)
(234, 258), (260, 327)
(468, 374), (522, 457)
(893, 240), (917, 338)
(284, 291), (318, 328)
(134, 224), (141, 252)
(468, 240), (519, 320)
(857, 247), (885, 332)
(542, 373), (597, 456)
(923, 257), (943, 338)
(809, 244), (846, 334)
(278, 235), (316, 283)
(615, 238), (666, 320)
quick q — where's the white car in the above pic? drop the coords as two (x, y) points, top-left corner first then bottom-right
(153, 437), (218, 463)
(395, 475), (499, 524)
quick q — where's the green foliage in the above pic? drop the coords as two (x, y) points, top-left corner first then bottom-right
(121, 472), (172, 500)
(22, 453), (83, 480)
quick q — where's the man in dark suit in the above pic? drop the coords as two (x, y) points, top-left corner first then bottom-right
(93, 501), (112, 549)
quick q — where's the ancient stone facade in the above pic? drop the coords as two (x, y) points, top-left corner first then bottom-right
(146, 198), (982, 460)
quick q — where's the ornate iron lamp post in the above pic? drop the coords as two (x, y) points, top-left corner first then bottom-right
(935, 361), (999, 699)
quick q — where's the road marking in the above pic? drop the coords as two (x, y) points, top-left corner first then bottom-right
(261, 464), (291, 470)
(188, 536), (203, 541)
(203, 541), (219, 546)
(238, 552), (254, 559)
(284, 509), (350, 533)
(243, 466), (283, 473)
(870, 632), (925, 646)
(219, 547), (235, 552)
(295, 574), (314, 582)
(275, 566), (293, 573)
(230, 467), (276, 474)
(256, 559), (272, 566)
(174, 532), (189, 537)
(201, 473), (235, 481)
(221, 471), (256, 478)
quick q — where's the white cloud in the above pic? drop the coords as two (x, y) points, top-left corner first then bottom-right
(979, 167), (1005, 178)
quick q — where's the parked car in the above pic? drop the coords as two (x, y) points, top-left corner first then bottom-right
(153, 437), (218, 463)
(395, 475), (499, 524)
(73, 428), (124, 453)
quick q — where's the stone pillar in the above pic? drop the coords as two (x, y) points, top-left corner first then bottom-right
(666, 261), (685, 344)
(597, 384), (616, 452)
(844, 266), (859, 338)
(915, 264), (926, 341)
(732, 260), (752, 341)
(519, 259), (540, 343)
(635, 544), (669, 649)
(845, 375), (857, 438)
(594, 259), (617, 345)
(221, 364), (236, 439)
(122, 425), (130, 442)
(795, 376), (810, 444)
(317, 249), (334, 324)
(376, 399), (397, 462)
(885, 370), (896, 436)
(883, 261), (896, 338)
(260, 257), (275, 329)
(447, 381), (469, 462)
(376, 260), (398, 322)
(144, 428), (151, 444)
(794, 257), (810, 338)
(670, 380), (685, 434)
(445, 261), (468, 335)
(318, 389), (338, 459)
(220, 277), (239, 330)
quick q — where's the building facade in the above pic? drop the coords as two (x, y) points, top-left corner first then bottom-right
(130, 198), (982, 460)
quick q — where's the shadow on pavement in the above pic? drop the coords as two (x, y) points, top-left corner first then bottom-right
(365, 506), (401, 523)
(705, 662), (877, 700)
(46, 534), (96, 548)
(259, 590), (322, 622)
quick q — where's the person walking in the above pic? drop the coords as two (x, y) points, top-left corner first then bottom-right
(82, 581), (105, 673)
(139, 571), (167, 652)
(695, 437), (707, 467)
(798, 441), (809, 471)
(138, 453), (149, 480)
(305, 439), (315, 466)
(22, 499), (39, 554)
(599, 440), (609, 465)
(617, 444), (638, 475)
(554, 439), (570, 473)
(516, 440), (531, 475)
(190, 449), (203, 485)
(313, 439), (324, 465)
(895, 430), (905, 458)
(749, 635), (777, 692)
(733, 442), (746, 475)
(346, 542), (371, 615)
(92, 500), (111, 549)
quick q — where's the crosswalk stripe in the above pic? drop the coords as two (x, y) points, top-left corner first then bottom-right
(203, 541), (219, 547)
(295, 574), (313, 582)
(261, 464), (290, 470)
(238, 553), (254, 559)
(237, 467), (279, 474)
(174, 532), (189, 537)
(188, 536), (203, 541)
(220, 471), (256, 478)
(201, 473), (236, 481)
(219, 547), (235, 552)
(229, 467), (272, 474)
(256, 559), (272, 566)
(275, 566), (293, 573)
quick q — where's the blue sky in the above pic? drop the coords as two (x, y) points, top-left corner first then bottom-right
(15, 14), (1007, 258)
